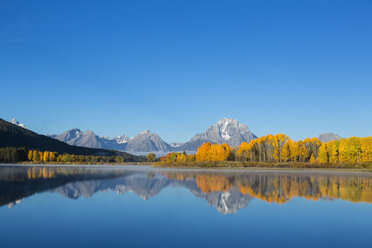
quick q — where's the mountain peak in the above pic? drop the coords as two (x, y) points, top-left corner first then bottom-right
(177, 118), (257, 151)
(70, 128), (82, 134)
(217, 117), (238, 125)
(85, 130), (95, 135)
(126, 130), (170, 152)
(141, 130), (151, 134)
(319, 132), (342, 143)
(10, 118), (27, 129)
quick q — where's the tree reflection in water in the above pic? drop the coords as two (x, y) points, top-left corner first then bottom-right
(1, 166), (371, 214)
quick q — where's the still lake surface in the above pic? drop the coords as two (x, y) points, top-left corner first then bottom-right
(1, 165), (372, 248)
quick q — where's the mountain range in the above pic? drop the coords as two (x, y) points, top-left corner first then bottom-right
(48, 118), (257, 154)
(8, 117), (343, 155)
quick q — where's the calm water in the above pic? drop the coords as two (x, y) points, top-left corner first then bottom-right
(1, 165), (372, 248)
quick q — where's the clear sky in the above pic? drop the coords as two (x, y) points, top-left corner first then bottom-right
(1, 0), (372, 143)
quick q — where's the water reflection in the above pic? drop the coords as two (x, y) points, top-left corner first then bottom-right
(1, 166), (371, 214)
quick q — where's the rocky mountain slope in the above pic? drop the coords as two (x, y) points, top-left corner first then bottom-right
(124, 130), (172, 152)
(49, 129), (128, 151)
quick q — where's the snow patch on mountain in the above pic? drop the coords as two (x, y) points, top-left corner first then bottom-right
(10, 118), (27, 129)
(170, 142), (183, 148)
(175, 118), (257, 151)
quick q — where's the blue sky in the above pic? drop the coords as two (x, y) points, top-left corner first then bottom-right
(1, 0), (372, 142)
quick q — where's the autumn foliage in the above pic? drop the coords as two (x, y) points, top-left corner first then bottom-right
(161, 152), (196, 163)
(196, 143), (233, 161)
(317, 137), (372, 164)
(237, 134), (323, 163)
(237, 135), (372, 164)
(24, 149), (126, 164)
(159, 134), (372, 166)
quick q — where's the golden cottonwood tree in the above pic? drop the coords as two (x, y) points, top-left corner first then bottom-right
(196, 142), (233, 161)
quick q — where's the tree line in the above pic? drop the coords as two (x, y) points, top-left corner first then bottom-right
(157, 134), (372, 165)
(0, 147), (126, 164)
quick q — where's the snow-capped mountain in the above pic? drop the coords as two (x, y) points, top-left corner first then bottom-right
(175, 118), (257, 151)
(10, 118), (27, 129)
(319, 132), (342, 143)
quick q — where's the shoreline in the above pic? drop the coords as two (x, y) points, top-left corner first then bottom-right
(1, 163), (372, 174)
(152, 164), (372, 173)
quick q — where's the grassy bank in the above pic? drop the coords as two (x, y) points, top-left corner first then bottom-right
(11, 161), (152, 166)
(154, 161), (372, 170)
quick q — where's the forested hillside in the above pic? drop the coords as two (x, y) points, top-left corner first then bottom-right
(0, 118), (140, 162)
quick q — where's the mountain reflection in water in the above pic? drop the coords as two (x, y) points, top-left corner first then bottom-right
(1, 166), (371, 214)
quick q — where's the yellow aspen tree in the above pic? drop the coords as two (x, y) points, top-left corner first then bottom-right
(28, 150), (33, 161)
(238, 142), (254, 161)
(222, 144), (232, 161)
(272, 134), (289, 162)
(310, 154), (316, 164)
(318, 143), (328, 164)
(298, 141), (309, 162)
(346, 137), (362, 162)
(360, 137), (372, 162)
(281, 141), (291, 162)
(196, 142), (212, 161)
(49, 152), (56, 162)
(327, 141), (339, 163)
(310, 137), (322, 157)
(32, 150), (39, 162)
(289, 140), (299, 162)
(43, 151), (49, 162)
(338, 139), (347, 162)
